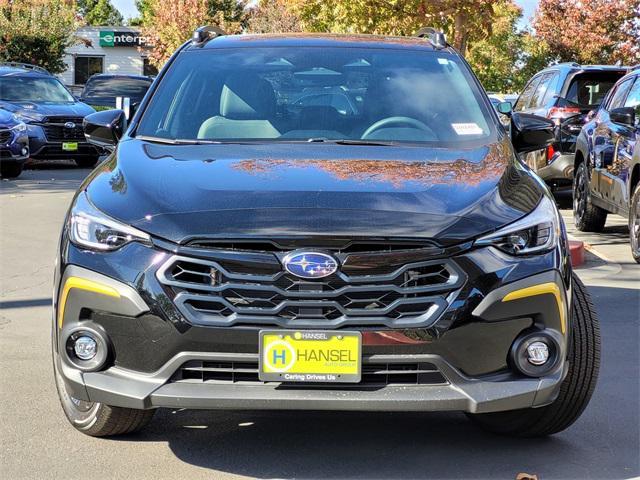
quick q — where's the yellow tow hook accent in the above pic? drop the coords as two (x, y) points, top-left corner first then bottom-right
(57, 276), (120, 329)
(502, 282), (566, 334)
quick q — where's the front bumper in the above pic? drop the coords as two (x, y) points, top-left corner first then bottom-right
(57, 349), (567, 414)
(54, 231), (572, 414)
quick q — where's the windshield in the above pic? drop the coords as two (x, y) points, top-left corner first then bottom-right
(0, 76), (75, 103)
(137, 47), (496, 146)
(83, 77), (151, 99)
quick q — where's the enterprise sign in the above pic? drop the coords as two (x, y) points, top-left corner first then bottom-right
(99, 30), (150, 47)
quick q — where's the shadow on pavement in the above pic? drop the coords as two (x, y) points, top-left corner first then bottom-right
(1, 161), (90, 195)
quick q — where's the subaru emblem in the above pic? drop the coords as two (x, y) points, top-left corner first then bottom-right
(64, 122), (76, 129)
(283, 252), (338, 279)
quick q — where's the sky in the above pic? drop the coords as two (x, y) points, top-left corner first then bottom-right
(112, 0), (539, 27)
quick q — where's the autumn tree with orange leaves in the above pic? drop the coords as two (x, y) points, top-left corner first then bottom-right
(141, 0), (246, 68)
(534, 0), (640, 64)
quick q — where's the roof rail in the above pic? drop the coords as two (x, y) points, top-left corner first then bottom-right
(414, 27), (447, 49)
(0, 62), (50, 74)
(553, 61), (580, 67)
(192, 26), (226, 45)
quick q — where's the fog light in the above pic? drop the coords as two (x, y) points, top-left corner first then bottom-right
(74, 335), (97, 360)
(526, 341), (549, 365)
(510, 331), (561, 377)
(21, 147), (28, 156)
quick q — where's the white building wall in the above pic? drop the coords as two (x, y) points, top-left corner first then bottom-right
(59, 27), (145, 86)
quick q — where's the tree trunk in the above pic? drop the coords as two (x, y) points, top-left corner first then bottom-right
(454, 11), (468, 56)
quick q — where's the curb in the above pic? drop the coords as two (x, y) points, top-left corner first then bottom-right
(568, 240), (585, 267)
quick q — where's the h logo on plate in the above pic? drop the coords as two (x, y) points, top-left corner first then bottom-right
(272, 349), (287, 365)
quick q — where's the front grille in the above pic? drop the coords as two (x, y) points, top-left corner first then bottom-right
(37, 117), (85, 142)
(0, 130), (11, 144)
(172, 359), (448, 387)
(157, 253), (464, 328)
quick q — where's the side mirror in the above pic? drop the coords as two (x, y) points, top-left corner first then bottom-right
(83, 109), (126, 149)
(496, 101), (512, 115)
(510, 112), (555, 154)
(610, 107), (635, 127)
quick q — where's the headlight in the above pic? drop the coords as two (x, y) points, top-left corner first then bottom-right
(69, 191), (151, 251)
(10, 122), (27, 133)
(475, 195), (560, 255)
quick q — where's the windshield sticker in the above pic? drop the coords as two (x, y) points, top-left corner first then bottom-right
(452, 123), (484, 135)
(437, 58), (449, 65)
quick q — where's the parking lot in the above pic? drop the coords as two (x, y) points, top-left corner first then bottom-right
(1, 162), (638, 480)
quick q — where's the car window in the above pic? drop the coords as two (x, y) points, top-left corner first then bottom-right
(137, 47), (496, 146)
(530, 72), (555, 108)
(83, 77), (152, 98)
(607, 78), (634, 110)
(623, 77), (640, 109)
(514, 76), (541, 111)
(0, 76), (75, 103)
(566, 71), (625, 107)
(541, 72), (559, 105)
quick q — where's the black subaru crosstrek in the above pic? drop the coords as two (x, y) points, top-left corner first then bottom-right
(573, 67), (640, 261)
(53, 29), (601, 438)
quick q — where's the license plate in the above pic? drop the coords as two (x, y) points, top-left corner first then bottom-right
(259, 330), (361, 383)
(62, 142), (78, 151)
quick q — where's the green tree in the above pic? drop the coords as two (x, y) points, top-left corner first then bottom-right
(0, 0), (78, 74)
(465, 1), (552, 92)
(77, 0), (124, 26)
(466, 1), (523, 92)
(286, 0), (504, 56)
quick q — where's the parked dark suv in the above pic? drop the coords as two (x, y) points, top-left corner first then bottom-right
(0, 63), (101, 167)
(79, 74), (153, 110)
(53, 29), (600, 438)
(0, 108), (29, 178)
(515, 63), (627, 189)
(573, 67), (640, 262)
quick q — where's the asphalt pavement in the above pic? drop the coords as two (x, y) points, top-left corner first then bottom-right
(1, 163), (638, 480)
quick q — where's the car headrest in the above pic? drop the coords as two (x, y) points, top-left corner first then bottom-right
(220, 74), (276, 120)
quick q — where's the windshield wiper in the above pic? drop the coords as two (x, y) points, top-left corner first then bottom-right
(306, 138), (397, 146)
(135, 135), (255, 145)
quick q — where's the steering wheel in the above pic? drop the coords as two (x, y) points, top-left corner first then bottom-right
(362, 116), (435, 139)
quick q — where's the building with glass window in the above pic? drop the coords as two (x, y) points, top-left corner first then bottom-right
(59, 27), (157, 92)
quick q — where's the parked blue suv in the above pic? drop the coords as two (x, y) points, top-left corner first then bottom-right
(0, 63), (101, 168)
(0, 108), (29, 178)
(573, 66), (640, 262)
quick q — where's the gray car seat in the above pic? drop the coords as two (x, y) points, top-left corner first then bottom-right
(198, 74), (280, 139)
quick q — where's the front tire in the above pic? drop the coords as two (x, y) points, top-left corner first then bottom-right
(0, 162), (24, 178)
(53, 351), (154, 436)
(630, 184), (640, 263)
(468, 273), (600, 437)
(573, 162), (607, 232)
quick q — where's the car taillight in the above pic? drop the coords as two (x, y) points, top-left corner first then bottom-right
(545, 144), (556, 164)
(548, 107), (581, 125)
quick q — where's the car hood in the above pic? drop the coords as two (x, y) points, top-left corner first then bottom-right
(0, 101), (95, 120)
(84, 138), (543, 246)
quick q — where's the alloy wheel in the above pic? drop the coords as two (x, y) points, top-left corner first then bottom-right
(573, 167), (587, 225)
